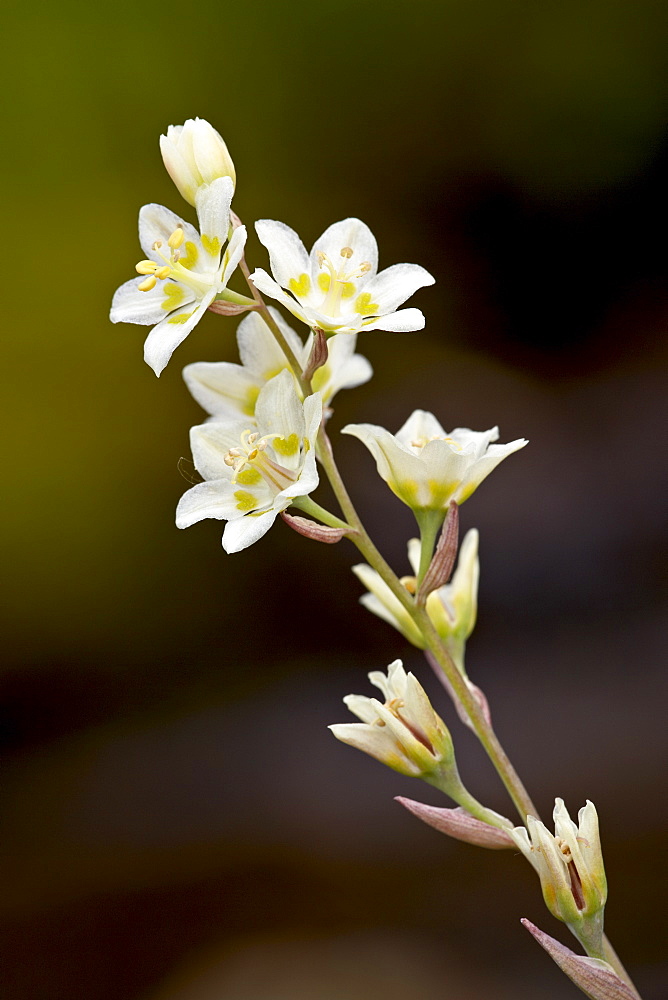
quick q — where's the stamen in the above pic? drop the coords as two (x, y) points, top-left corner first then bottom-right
(138, 276), (157, 292)
(152, 240), (163, 251)
(155, 265), (172, 280)
(400, 575), (417, 595)
(359, 261), (371, 273)
(168, 227), (185, 249)
(340, 246), (354, 258)
(136, 260), (157, 275)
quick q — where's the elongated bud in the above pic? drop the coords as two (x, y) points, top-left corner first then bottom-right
(511, 799), (607, 956)
(160, 118), (236, 206)
(417, 501), (459, 605)
(521, 920), (640, 1000)
(329, 660), (456, 778)
(280, 509), (349, 543)
(396, 797), (514, 849)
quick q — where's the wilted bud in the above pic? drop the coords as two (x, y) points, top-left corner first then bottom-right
(511, 799), (607, 956)
(160, 117), (236, 206)
(396, 797), (514, 849)
(521, 919), (639, 1000)
(329, 659), (455, 778)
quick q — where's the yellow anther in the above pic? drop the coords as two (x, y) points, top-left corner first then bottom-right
(316, 251), (326, 267)
(155, 265), (172, 280)
(152, 240), (163, 251)
(400, 575), (417, 595)
(168, 227), (185, 249)
(359, 261), (372, 273)
(138, 276), (157, 292)
(340, 246), (354, 258)
(136, 260), (157, 275)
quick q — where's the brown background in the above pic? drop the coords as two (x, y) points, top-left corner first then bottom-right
(2, 1), (667, 997)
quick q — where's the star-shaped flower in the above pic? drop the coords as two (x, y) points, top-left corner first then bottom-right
(249, 217), (434, 334)
(182, 308), (372, 420)
(110, 178), (247, 376)
(176, 370), (322, 553)
(343, 410), (527, 512)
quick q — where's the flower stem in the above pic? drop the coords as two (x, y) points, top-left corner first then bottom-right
(237, 255), (312, 398)
(316, 424), (539, 823)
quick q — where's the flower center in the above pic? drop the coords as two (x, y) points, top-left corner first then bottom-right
(135, 227), (214, 297)
(315, 245), (372, 317)
(411, 435), (462, 452)
(224, 429), (298, 493)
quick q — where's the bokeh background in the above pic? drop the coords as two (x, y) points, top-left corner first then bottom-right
(2, 1), (667, 997)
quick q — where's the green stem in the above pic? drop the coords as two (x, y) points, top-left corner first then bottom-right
(427, 769), (513, 831)
(238, 256), (312, 398)
(316, 425), (539, 823)
(414, 509), (443, 586)
(601, 934), (641, 997)
(290, 495), (353, 533)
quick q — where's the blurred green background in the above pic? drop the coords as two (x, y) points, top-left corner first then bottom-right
(2, 1), (667, 997)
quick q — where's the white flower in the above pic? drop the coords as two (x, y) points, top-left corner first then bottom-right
(329, 659), (454, 777)
(110, 179), (247, 376)
(176, 370), (322, 553)
(343, 410), (527, 512)
(353, 528), (480, 657)
(511, 799), (607, 950)
(160, 117), (236, 206)
(249, 217), (434, 334)
(182, 308), (372, 420)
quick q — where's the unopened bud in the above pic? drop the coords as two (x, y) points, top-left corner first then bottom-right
(329, 660), (455, 779)
(512, 800), (607, 956)
(160, 117), (236, 206)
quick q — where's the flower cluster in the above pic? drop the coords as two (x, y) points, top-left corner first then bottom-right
(112, 119), (625, 999)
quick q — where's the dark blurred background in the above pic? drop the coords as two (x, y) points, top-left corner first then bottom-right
(2, 1), (667, 997)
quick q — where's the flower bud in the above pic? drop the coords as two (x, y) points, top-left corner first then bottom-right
(160, 118), (236, 206)
(329, 659), (455, 778)
(511, 799), (607, 956)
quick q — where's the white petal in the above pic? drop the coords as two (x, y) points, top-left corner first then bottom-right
(311, 218), (378, 277)
(255, 369), (305, 441)
(221, 223), (247, 285)
(222, 508), (279, 553)
(395, 410), (447, 449)
(183, 361), (264, 418)
(176, 479), (243, 528)
(255, 219), (310, 287)
(143, 293), (213, 377)
(312, 333), (373, 401)
(362, 308), (426, 332)
(189, 420), (251, 481)
(237, 308), (306, 379)
(195, 177), (234, 260)
(249, 268), (310, 325)
(110, 277), (178, 326)
(362, 263), (435, 313)
(138, 203), (200, 262)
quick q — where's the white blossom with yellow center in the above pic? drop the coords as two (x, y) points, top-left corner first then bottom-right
(182, 308), (373, 421)
(329, 659), (454, 777)
(343, 410), (528, 512)
(249, 217), (434, 334)
(176, 370), (322, 553)
(110, 178), (247, 376)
